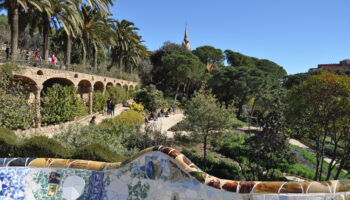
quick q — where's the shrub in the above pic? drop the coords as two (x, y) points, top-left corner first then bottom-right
(182, 149), (242, 180)
(71, 143), (125, 162)
(135, 85), (165, 111)
(76, 97), (89, 117)
(0, 127), (19, 157)
(0, 63), (35, 129)
(130, 103), (144, 112)
(93, 91), (107, 113)
(19, 136), (70, 158)
(41, 85), (80, 125)
(114, 110), (144, 126)
(106, 85), (128, 104)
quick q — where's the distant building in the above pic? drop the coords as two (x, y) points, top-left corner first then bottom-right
(182, 27), (191, 51)
(309, 60), (350, 72)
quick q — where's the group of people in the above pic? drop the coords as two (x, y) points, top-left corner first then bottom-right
(107, 98), (115, 116)
(143, 107), (174, 124)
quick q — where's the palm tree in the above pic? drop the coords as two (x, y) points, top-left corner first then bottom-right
(80, 6), (110, 70)
(0, 0), (41, 60)
(109, 20), (145, 75)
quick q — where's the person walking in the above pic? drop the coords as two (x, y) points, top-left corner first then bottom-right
(111, 99), (115, 116)
(5, 47), (10, 60)
(106, 98), (111, 115)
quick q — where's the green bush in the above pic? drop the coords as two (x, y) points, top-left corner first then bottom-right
(19, 136), (70, 158)
(76, 97), (89, 117)
(0, 127), (19, 157)
(93, 91), (107, 113)
(113, 110), (144, 126)
(71, 143), (125, 162)
(106, 85), (128, 104)
(182, 149), (242, 180)
(0, 63), (35, 129)
(41, 85), (82, 125)
(135, 85), (166, 111)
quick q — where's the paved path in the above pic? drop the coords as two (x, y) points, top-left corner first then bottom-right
(145, 113), (185, 138)
(15, 104), (128, 138)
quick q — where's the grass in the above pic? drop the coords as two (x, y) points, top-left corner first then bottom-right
(301, 149), (348, 179)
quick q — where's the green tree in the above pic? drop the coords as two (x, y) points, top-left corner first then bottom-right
(135, 85), (165, 112)
(161, 51), (205, 101)
(192, 45), (224, 65)
(183, 85), (235, 161)
(287, 72), (350, 180)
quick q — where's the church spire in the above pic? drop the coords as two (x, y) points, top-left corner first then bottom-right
(182, 27), (191, 51)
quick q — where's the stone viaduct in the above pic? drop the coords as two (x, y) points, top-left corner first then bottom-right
(11, 66), (138, 127)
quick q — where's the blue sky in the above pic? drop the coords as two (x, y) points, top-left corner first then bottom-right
(112, 0), (350, 75)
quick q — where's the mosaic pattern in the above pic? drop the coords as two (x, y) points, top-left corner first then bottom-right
(0, 146), (350, 199)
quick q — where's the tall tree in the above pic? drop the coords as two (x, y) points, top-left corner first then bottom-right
(192, 45), (224, 65)
(287, 72), (350, 180)
(183, 85), (235, 161)
(0, 0), (41, 60)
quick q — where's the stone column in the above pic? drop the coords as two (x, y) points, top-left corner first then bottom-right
(34, 85), (42, 128)
(89, 87), (93, 114)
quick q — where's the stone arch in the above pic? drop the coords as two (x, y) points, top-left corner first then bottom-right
(42, 77), (74, 93)
(116, 83), (122, 87)
(129, 85), (134, 90)
(93, 81), (104, 93)
(13, 75), (38, 103)
(77, 80), (92, 103)
(106, 82), (113, 88)
(123, 84), (129, 91)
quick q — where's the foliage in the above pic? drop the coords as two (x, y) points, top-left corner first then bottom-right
(0, 63), (35, 129)
(208, 65), (284, 119)
(54, 124), (138, 158)
(93, 91), (107, 113)
(72, 143), (125, 162)
(130, 103), (144, 112)
(287, 72), (350, 180)
(182, 85), (236, 160)
(41, 85), (81, 125)
(192, 45), (224, 65)
(114, 110), (144, 126)
(106, 85), (128, 104)
(0, 127), (19, 157)
(161, 51), (205, 101)
(19, 136), (70, 158)
(224, 49), (286, 79)
(135, 85), (165, 111)
(75, 97), (89, 117)
(182, 149), (243, 180)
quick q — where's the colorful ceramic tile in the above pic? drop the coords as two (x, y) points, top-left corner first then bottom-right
(47, 171), (60, 197)
(88, 171), (104, 200)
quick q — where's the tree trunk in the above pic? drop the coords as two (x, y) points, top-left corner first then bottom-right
(10, 7), (18, 61)
(318, 133), (327, 180)
(93, 45), (98, 72)
(326, 138), (339, 180)
(65, 34), (72, 68)
(203, 134), (207, 162)
(314, 135), (320, 180)
(43, 14), (50, 61)
(82, 45), (87, 66)
(334, 159), (346, 180)
(174, 83), (180, 102)
(119, 57), (123, 78)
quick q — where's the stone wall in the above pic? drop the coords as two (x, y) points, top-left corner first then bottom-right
(0, 146), (349, 200)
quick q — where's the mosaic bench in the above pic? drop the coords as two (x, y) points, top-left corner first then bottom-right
(0, 146), (349, 200)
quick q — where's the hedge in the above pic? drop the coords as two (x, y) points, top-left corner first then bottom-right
(72, 144), (125, 162)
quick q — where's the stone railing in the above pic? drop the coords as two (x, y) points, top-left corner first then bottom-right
(0, 146), (349, 199)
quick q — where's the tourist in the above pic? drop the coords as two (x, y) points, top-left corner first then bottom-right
(25, 51), (30, 63)
(111, 99), (115, 116)
(90, 116), (96, 125)
(52, 54), (56, 65)
(107, 98), (112, 115)
(5, 47), (9, 60)
(143, 114), (149, 124)
(48, 56), (52, 65)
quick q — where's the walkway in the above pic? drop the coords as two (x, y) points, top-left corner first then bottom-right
(144, 113), (185, 138)
(14, 104), (128, 138)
